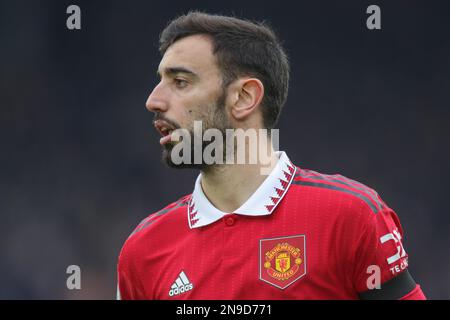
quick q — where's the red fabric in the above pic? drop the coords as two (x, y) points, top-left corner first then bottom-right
(400, 285), (426, 300)
(117, 166), (423, 299)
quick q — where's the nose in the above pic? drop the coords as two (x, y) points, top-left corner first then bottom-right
(145, 82), (168, 113)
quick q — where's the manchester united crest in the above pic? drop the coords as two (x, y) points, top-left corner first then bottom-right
(259, 235), (306, 289)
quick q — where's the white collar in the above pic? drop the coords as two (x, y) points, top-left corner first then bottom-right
(188, 151), (296, 229)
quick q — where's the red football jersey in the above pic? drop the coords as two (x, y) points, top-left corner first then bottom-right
(117, 152), (425, 300)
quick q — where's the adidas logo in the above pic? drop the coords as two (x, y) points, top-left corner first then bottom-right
(168, 271), (194, 297)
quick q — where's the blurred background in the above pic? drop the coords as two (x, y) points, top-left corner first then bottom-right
(0, 0), (449, 299)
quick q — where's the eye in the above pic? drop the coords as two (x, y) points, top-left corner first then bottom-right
(174, 78), (188, 89)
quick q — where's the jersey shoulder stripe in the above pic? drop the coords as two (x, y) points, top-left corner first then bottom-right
(128, 194), (191, 238)
(292, 167), (385, 214)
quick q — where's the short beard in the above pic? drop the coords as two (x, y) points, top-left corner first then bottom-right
(161, 90), (232, 171)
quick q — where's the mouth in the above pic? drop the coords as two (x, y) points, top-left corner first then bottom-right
(154, 119), (176, 145)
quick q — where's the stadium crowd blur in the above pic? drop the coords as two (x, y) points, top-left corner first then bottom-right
(1, 1), (449, 299)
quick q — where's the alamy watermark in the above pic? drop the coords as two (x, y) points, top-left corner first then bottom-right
(66, 5), (81, 30)
(366, 265), (381, 290)
(164, 121), (279, 175)
(366, 5), (381, 30)
(66, 265), (81, 290)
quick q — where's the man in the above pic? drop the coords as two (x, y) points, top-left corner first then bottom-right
(117, 12), (426, 300)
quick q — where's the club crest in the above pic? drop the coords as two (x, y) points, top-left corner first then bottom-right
(259, 235), (306, 289)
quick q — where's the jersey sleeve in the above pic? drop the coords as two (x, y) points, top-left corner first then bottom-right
(116, 196), (191, 300)
(117, 237), (147, 300)
(352, 204), (426, 300)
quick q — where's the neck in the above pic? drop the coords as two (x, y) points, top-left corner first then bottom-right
(200, 137), (278, 213)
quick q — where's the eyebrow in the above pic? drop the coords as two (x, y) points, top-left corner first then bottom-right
(157, 67), (198, 79)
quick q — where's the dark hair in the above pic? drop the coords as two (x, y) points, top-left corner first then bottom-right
(159, 11), (290, 129)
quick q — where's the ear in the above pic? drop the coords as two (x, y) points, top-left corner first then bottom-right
(229, 78), (264, 121)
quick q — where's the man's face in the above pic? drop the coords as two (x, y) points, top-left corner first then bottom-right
(146, 35), (231, 169)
